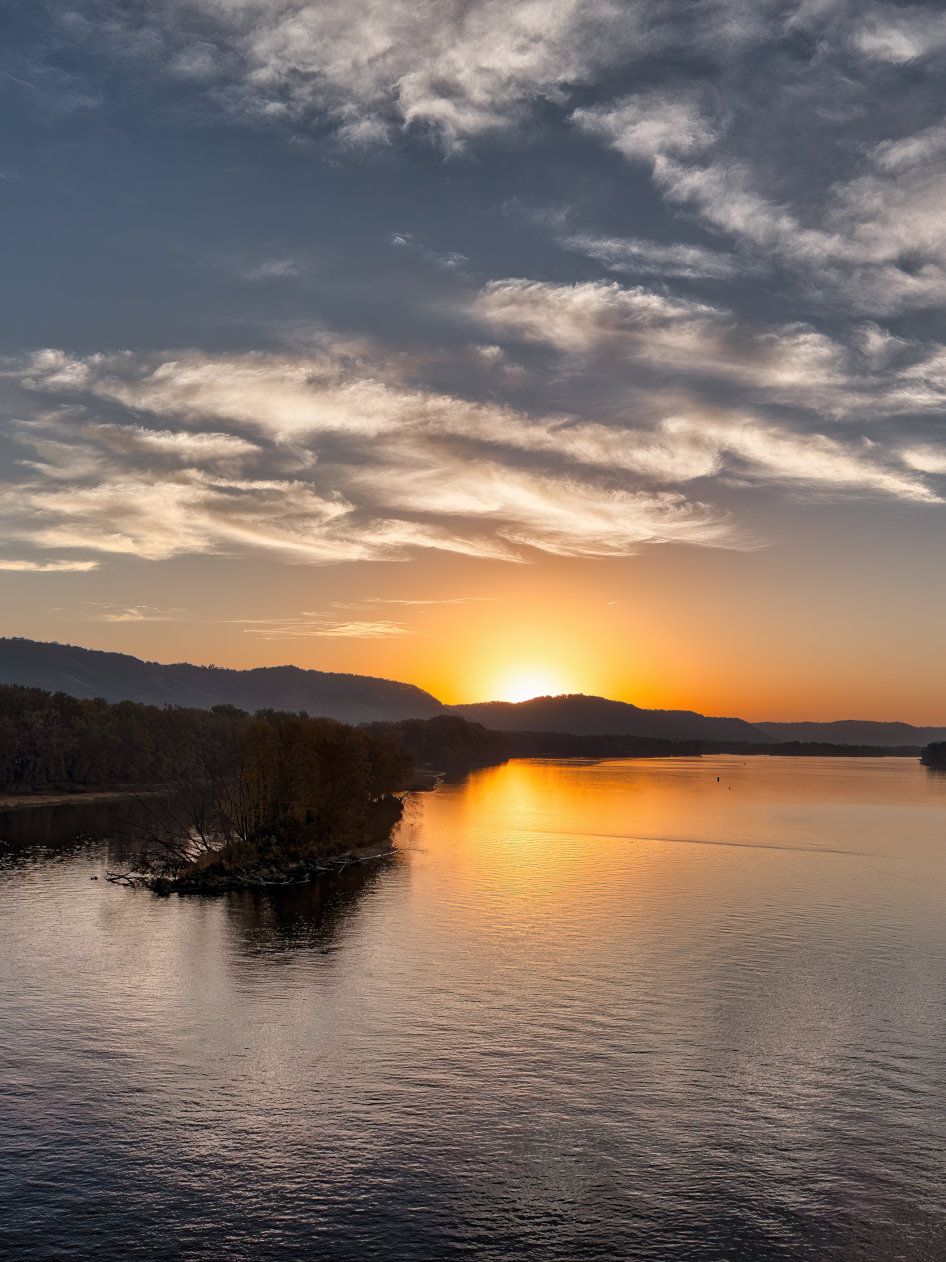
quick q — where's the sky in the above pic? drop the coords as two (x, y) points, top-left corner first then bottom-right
(1, 0), (945, 720)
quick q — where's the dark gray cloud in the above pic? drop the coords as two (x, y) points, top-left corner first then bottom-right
(1, 0), (944, 576)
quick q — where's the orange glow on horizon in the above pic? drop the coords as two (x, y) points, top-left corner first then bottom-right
(10, 531), (946, 725)
(489, 665), (575, 704)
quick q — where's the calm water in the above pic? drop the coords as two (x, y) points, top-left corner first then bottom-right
(2, 756), (946, 1261)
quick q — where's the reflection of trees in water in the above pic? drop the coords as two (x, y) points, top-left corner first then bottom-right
(0, 795), (175, 853)
(0, 797), (405, 960)
(220, 850), (404, 957)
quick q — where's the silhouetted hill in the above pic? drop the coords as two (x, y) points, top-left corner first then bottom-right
(2, 640), (942, 747)
(450, 694), (772, 743)
(758, 720), (946, 745)
(0, 638), (442, 724)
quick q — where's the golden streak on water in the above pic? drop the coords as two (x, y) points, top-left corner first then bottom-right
(2, 755), (946, 1259)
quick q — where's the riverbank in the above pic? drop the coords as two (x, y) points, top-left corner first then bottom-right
(0, 785), (164, 813)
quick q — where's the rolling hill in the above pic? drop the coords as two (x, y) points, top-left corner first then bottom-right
(449, 695), (772, 743)
(0, 638), (443, 724)
(1, 639), (941, 747)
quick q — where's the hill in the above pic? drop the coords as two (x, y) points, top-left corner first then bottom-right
(1, 639), (942, 747)
(450, 694), (772, 743)
(0, 638), (442, 724)
(758, 720), (946, 746)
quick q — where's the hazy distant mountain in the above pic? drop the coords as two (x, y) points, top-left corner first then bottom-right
(758, 720), (946, 746)
(0, 638), (442, 724)
(450, 695), (773, 744)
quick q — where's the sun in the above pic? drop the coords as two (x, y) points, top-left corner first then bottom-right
(491, 666), (570, 704)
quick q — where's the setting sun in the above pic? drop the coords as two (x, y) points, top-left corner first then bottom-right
(491, 666), (571, 704)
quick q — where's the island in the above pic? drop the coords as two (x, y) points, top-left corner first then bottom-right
(0, 682), (931, 891)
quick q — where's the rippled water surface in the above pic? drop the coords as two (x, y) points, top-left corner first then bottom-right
(3, 756), (946, 1260)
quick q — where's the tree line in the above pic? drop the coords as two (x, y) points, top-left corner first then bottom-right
(0, 685), (415, 888)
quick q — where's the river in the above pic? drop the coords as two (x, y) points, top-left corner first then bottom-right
(2, 756), (946, 1260)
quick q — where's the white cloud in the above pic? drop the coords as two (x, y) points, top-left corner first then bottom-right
(901, 445), (946, 475)
(3, 341), (746, 564)
(236, 615), (414, 640)
(564, 37), (946, 316)
(573, 91), (717, 162)
(88, 425), (261, 462)
(353, 457), (733, 556)
(89, 0), (657, 150)
(473, 278), (717, 353)
(659, 416), (939, 502)
(472, 278), (853, 409)
(853, 7), (946, 63)
(873, 122), (946, 172)
(0, 559), (99, 573)
(5, 328), (939, 580)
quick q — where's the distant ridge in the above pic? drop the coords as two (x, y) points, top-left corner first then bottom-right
(449, 694), (772, 744)
(0, 638), (442, 724)
(758, 719), (946, 746)
(0, 639), (942, 746)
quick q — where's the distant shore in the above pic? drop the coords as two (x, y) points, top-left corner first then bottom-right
(0, 786), (165, 813)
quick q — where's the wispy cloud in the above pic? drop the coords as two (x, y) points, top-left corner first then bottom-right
(391, 233), (469, 271)
(561, 232), (739, 281)
(236, 615), (414, 640)
(573, 90), (717, 162)
(338, 596), (496, 608)
(67, 602), (192, 623)
(2, 340), (749, 565)
(5, 319), (941, 581)
(0, 559), (99, 573)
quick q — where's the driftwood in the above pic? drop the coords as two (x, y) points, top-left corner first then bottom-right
(104, 870), (139, 886)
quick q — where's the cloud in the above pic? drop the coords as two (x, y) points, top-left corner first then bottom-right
(36, 2), (946, 326)
(554, 12), (946, 317)
(4, 311), (941, 582)
(901, 445), (946, 475)
(0, 559), (99, 573)
(853, 7), (946, 64)
(235, 615), (414, 640)
(572, 91), (717, 162)
(473, 278), (718, 354)
(3, 342), (745, 565)
(231, 256), (305, 282)
(340, 596), (496, 607)
(472, 279), (854, 409)
(88, 425), (261, 463)
(659, 416), (939, 503)
(350, 458), (734, 556)
(873, 122), (946, 172)
(68, 602), (191, 622)
(70, 0), (659, 150)
(562, 232), (739, 281)
(48, 601), (418, 637)
(391, 233), (469, 270)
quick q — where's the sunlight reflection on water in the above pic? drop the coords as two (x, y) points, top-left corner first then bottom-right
(2, 756), (946, 1260)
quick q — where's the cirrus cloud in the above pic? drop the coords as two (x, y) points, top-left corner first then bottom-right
(1, 321), (941, 580)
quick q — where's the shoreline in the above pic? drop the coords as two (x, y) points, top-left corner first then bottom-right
(112, 837), (398, 895)
(0, 742), (924, 815)
(0, 786), (166, 813)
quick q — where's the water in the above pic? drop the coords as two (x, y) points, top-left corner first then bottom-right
(2, 756), (946, 1260)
